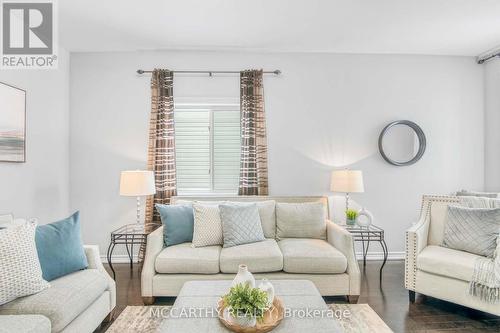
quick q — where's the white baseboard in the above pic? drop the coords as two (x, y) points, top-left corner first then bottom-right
(101, 254), (140, 264)
(100, 251), (405, 264)
(356, 251), (405, 261)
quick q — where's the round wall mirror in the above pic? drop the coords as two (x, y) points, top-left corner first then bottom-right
(378, 120), (426, 166)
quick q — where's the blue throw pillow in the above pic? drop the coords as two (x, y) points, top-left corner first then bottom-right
(35, 211), (88, 281)
(156, 204), (194, 247)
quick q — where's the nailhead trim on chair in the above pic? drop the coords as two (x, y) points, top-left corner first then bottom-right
(405, 195), (460, 291)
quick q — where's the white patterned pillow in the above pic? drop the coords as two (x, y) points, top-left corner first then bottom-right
(0, 223), (50, 305)
(192, 203), (224, 247)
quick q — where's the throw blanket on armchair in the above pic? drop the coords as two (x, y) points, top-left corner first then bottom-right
(469, 239), (500, 303)
(459, 196), (500, 303)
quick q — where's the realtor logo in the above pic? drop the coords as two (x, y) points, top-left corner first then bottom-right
(1, 0), (58, 69)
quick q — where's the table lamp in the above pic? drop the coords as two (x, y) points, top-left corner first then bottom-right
(120, 170), (156, 225)
(330, 169), (364, 211)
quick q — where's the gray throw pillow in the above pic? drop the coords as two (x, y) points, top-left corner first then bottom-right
(442, 205), (500, 257)
(456, 190), (498, 198)
(276, 202), (326, 240)
(219, 203), (265, 248)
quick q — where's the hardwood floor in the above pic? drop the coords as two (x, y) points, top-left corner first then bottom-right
(97, 260), (500, 332)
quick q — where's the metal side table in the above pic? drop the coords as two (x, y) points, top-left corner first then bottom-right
(343, 224), (388, 280)
(106, 223), (159, 280)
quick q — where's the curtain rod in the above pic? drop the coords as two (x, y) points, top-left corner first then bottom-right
(477, 53), (500, 64)
(136, 69), (281, 76)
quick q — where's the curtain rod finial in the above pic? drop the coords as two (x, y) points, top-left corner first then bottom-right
(137, 69), (145, 74)
(274, 70), (281, 75)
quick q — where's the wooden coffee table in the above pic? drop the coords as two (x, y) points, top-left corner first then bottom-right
(158, 280), (341, 332)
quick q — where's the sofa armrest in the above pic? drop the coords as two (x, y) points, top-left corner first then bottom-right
(405, 216), (430, 291)
(326, 220), (360, 296)
(83, 245), (116, 310)
(141, 226), (164, 297)
(0, 315), (51, 333)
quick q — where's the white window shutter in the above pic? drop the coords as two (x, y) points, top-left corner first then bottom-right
(213, 110), (241, 192)
(175, 102), (240, 194)
(174, 109), (211, 192)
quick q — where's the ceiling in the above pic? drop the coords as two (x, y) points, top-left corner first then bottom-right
(60, 0), (500, 56)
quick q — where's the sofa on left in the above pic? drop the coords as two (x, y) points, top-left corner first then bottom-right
(0, 213), (116, 333)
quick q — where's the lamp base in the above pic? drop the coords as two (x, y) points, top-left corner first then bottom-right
(136, 196), (142, 225)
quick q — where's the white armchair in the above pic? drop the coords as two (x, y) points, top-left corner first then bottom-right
(405, 195), (500, 316)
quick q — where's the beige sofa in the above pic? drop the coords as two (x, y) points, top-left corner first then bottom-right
(0, 245), (116, 333)
(405, 195), (500, 316)
(141, 196), (360, 304)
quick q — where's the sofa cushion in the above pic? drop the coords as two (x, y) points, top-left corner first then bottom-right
(0, 315), (51, 333)
(417, 245), (479, 282)
(155, 242), (221, 274)
(456, 190), (498, 198)
(278, 238), (347, 274)
(0, 269), (107, 332)
(276, 202), (326, 240)
(220, 239), (283, 273)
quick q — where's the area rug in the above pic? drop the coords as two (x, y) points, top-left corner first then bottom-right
(106, 304), (392, 332)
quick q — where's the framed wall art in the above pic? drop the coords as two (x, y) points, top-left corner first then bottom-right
(0, 81), (26, 162)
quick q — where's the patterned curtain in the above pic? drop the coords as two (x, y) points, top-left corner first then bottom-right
(238, 69), (269, 195)
(144, 69), (177, 227)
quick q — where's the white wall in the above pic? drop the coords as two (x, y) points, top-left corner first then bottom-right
(0, 48), (70, 222)
(69, 51), (484, 259)
(485, 58), (500, 191)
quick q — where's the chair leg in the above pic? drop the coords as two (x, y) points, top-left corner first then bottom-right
(347, 295), (359, 304)
(142, 296), (156, 305)
(409, 290), (415, 303)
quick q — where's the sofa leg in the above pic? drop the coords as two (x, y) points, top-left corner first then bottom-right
(102, 310), (114, 323)
(409, 290), (415, 303)
(347, 295), (359, 304)
(142, 296), (156, 305)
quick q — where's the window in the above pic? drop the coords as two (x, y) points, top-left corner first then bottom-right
(175, 100), (241, 194)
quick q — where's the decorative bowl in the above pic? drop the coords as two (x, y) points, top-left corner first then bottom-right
(217, 297), (285, 333)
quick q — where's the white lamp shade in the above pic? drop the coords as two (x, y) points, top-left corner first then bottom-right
(120, 170), (156, 196)
(330, 170), (364, 193)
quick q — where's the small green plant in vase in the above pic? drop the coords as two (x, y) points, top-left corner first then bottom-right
(222, 283), (269, 327)
(346, 209), (358, 226)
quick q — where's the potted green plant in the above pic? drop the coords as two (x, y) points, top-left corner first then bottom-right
(346, 209), (358, 226)
(222, 283), (269, 327)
